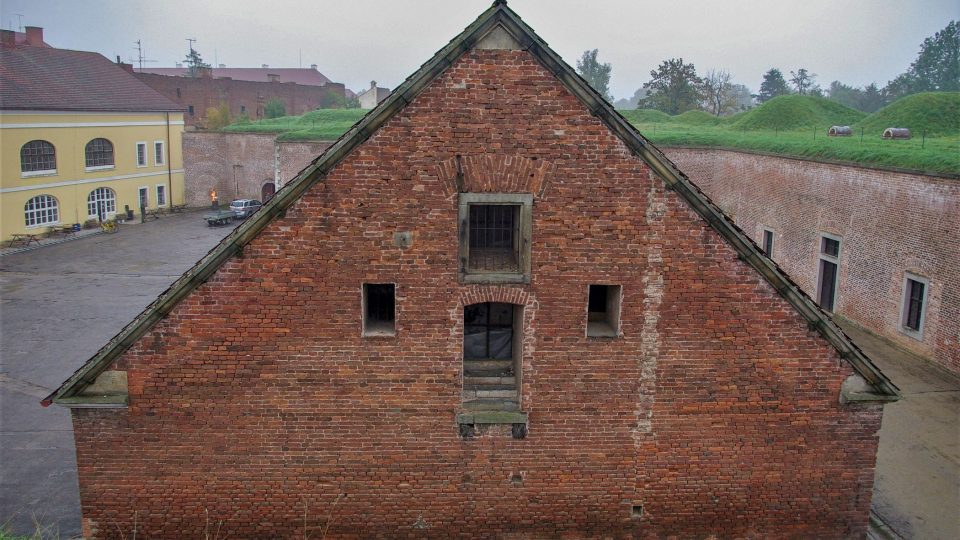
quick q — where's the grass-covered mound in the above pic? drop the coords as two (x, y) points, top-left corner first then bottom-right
(731, 95), (865, 131)
(618, 109), (672, 124)
(223, 109), (367, 141)
(673, 110), (727, 126)
(856, 92), (960, 136)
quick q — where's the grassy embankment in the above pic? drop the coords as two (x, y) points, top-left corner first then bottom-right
(223, 94), (960, 175)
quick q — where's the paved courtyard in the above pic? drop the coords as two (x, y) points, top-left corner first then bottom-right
(1, 210), (957, 538)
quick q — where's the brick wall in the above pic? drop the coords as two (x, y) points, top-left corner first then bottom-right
(182, 132), (330, 205)
(135, 72), (346, 127)
(667, 148), (959, 376)
(73, 49), (884, 538)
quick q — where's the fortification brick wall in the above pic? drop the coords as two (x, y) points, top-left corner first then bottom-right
(135, 72), (346, 127)
(182, 132), (331, 205)
(667, 148), (959, 375)
(73, 49), (883, 538)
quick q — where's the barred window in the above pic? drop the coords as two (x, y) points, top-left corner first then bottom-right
(458, 193), (532, 284)
(24, 195), (59, 227)
(20, 140), (56, 173)
(84, 138), (114, 168)
(87, 187), (117, 219)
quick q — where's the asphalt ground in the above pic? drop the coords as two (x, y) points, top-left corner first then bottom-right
(0, 210), (956, 538)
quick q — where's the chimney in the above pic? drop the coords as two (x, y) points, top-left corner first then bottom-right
(0, 30), (14, 48)
(119, 62), (134, 73)
(175, 62), (183, 68)
(24, 26), (43, 46)
(268, 73), (279, 83)
(310, 64), (317, 70)
(198, 66), (213, 78)
(218, 63), (226, 68)
(370, 80), (377, 90)
(261, 64), (269, 68)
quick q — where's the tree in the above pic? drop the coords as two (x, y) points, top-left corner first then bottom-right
(576, 49), (613, 101)
(640, 58), (703, 115)
(264, 98), (286, 119)
(789, 68), (817, 95)
(701, 69), (732, 116)
(184, 46), (211, 78)
(757, 68), (789, 103)
(613, 88), (648, 109)
(827, 80), (861, 109)
(204, 103), (232, 130)
(884, 20), (959, 98)
(723, 83), (755, 112)
(859, 83), (885, 113)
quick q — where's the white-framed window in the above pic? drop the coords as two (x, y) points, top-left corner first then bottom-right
(816, 233), (841, 312)
(24, 195), (60, 227)
(156, 184), (167, 207)
(138, 186), (149, 209)
(87, 187), (117, 220)
(458, 193), (533, 284)
(84, 138), (115, 170)
(136, 142), (148, 167)
(900, 273), (930, 339)
(761, 227), (775, 257)
(154, 140), (165, 166)
(20, 140), (57, 177)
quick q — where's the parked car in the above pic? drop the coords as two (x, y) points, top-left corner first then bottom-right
(229, 199), (262, 219)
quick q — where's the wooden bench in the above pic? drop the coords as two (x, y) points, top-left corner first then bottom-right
(169, 204), (189, 213)
(9, 233), (41, 247)
(48, 226), (76, 238)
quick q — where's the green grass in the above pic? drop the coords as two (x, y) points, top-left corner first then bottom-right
(730, 95), (866, 131)
(856, 92), (960, 136)
(219, 95), (959, 175)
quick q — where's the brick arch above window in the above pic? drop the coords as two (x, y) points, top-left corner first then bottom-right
(85, 138), (115, 168)
(20, 140), (56, 173)
(436, 154), (555, 198)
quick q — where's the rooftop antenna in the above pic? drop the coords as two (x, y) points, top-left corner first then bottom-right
(15, 14), (23, 32)
(131, 40), (157, 70)
(187, 37), (197, 54)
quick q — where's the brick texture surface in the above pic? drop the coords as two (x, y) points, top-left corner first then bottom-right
(182, 132), (330, 206)
(135, 72), (345, 127)
(669, 148), (959, 376)
(73, 49), (884, 538)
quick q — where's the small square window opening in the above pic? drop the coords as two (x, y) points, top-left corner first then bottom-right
(587, 284), (622, 337)
(363, 283), (395, 336)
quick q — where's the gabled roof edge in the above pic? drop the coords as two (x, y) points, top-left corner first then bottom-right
(44, 0), (897, 406)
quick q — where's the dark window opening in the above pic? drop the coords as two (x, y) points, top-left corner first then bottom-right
(188, 105), (195, 116)
(20, 140), (56, 172)
(468, 204), (520, 272)
(821, 237), (840, 257)
(762, 229), (774, 256)
(463, 302), (519, 410)
(363, 283), (395, 336)
(240, 105), (246, 113)
(904, 278), (925, 332)
(818, 259), (838, 311)
(176, 87), (182, 98)
(587, 284), (621, 337)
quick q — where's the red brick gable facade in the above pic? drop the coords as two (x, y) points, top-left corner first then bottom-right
(67, 44), (887, 538)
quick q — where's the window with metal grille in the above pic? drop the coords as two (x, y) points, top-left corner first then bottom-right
(901, 275), (928, 336)
(469, 204), (520, 272)
(458, 193), (532, 283)
(84, 138), (114, 168)
(87, 187), (117, 219)
(24, 195), (59, 227)
(821, 236), (840, 257)
(363, 283), (395, 336)
(20, 140), (56, 173)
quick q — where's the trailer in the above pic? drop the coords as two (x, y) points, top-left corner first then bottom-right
(203, 209), (236, 227)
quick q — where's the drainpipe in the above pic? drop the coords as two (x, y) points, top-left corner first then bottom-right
(165, 112), (174, 206)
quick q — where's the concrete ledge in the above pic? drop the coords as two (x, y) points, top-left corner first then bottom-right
(457, 410), (527, 425)
(57, 395), (128, 408)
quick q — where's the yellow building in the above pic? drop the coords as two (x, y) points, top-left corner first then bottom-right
(0, 28), (185, 242)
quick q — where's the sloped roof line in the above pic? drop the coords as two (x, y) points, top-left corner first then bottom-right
(44, 1), (897, 405)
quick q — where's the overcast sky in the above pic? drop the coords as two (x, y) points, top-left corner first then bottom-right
(2, 0), (956, 99)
